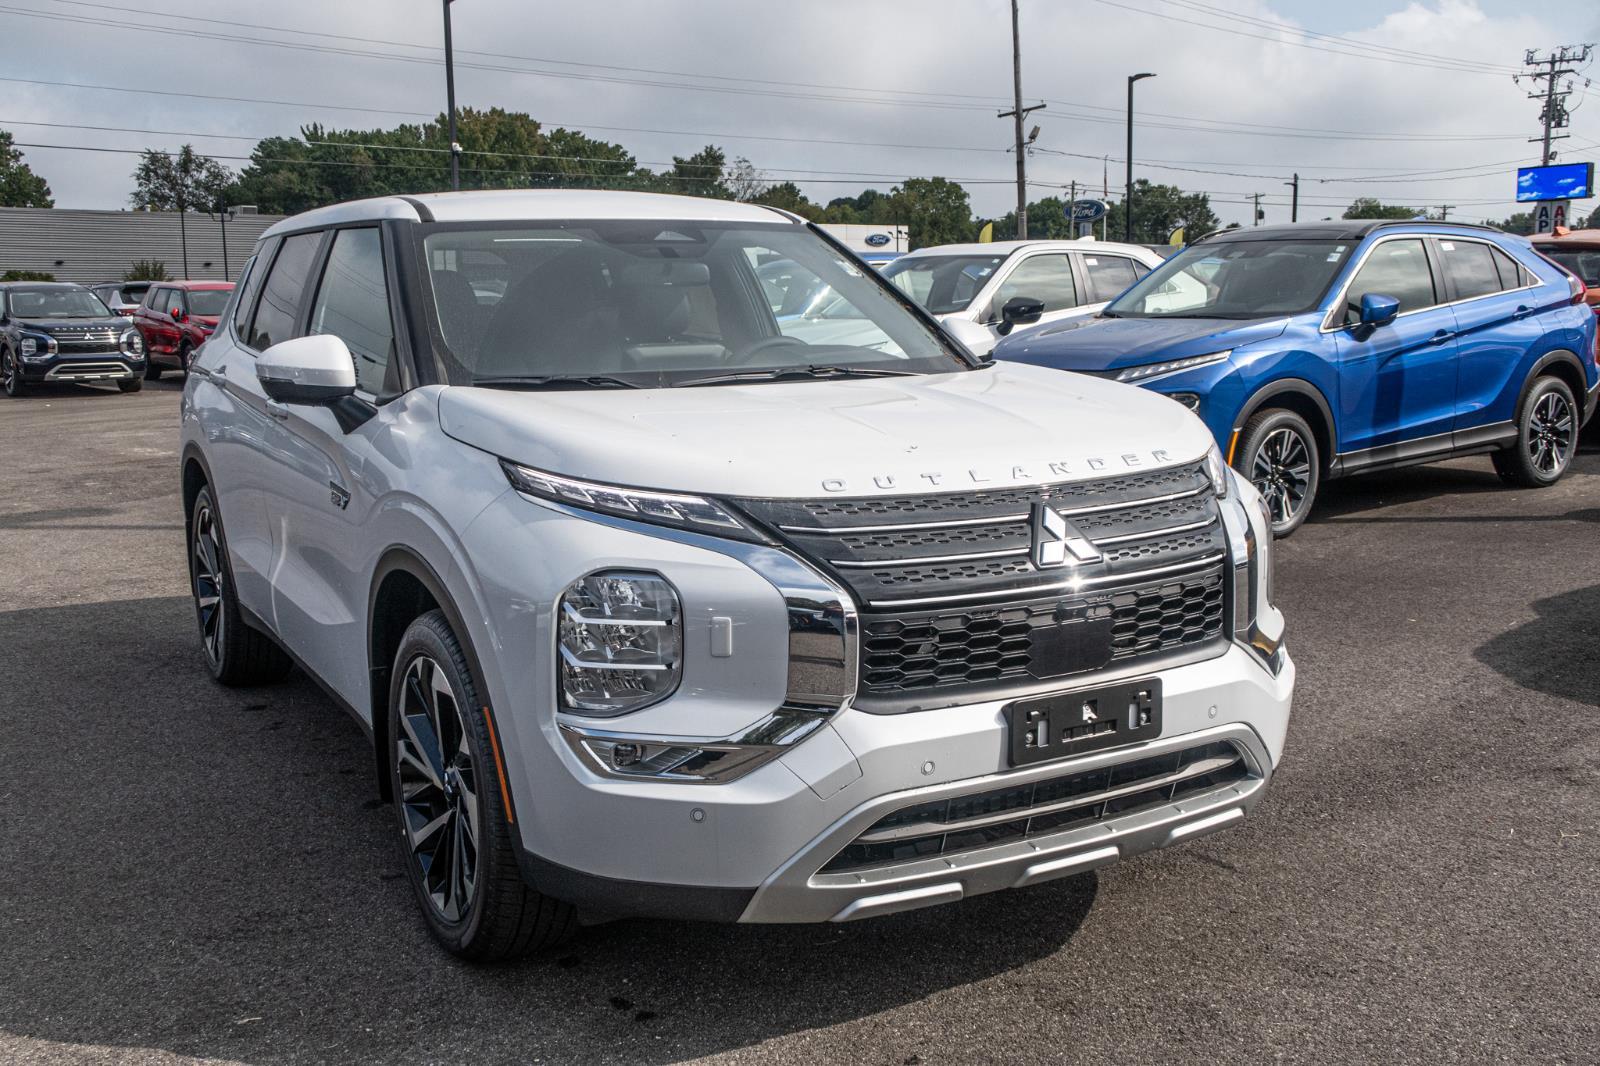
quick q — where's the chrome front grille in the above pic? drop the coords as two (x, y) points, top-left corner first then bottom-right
(820, 740), (1251, 872)
(49, 327), (120, 354)
(733, 462), (1230, 699)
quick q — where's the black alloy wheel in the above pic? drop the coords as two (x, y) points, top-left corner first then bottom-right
(1236, 407), (1321, 537)
(1494, 375), (1578, 488)
(396, 653), (481, 925)
(191, 498), (227, 670)
(2, 348), (25, 397)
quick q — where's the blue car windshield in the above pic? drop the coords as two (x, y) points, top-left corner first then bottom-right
(1104, 239), (1355, 319)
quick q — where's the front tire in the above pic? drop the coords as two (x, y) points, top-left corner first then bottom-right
(2, 347), (26, 397)
(1235, 408), (1320, 538)
(1493, 375), (1577, 487)
(388, 610), (575, 961)
(144, 350), (163, 380)
(188, 485), (292, 685)
(117, 378), (143, 393)
(179, 342), (193, 376)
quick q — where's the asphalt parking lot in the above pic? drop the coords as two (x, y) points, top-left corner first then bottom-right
(1, 378), (1597, 1066)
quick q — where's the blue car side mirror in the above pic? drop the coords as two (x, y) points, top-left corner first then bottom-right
(1359, 293), (1400, 328)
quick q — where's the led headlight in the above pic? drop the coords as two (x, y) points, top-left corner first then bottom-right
(18, 337), (36, 357)
(18, 334), (54, 359)
(1115, 349), (1231, 384)
(120, 329), (144, 357)
(503, 461), (759, 541)
(1203, 442), (1229, 499)
(558, 571), (682, 716)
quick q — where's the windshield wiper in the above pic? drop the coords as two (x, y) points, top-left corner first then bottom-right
(673, 365), (919, 388)
(471, 375), (642, 390)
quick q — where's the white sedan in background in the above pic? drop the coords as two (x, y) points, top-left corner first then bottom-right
(880, 239), (1168, 356)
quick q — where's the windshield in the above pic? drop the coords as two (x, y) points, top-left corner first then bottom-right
(187, 289), (233, 316)
(419, 220), (970, 388)
(881, 253), (1008, 314)
(1542, 248), (1600, 286)
(4, 288), (112, 319)
(1105, 239), (1355, 319)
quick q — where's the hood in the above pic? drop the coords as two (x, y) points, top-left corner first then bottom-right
(996, 315), (1290, 372)
(437, 361), (1214, 500)
(13, 317), (127, 333)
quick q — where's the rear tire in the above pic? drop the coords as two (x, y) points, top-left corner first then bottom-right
(1234, 407), (1320, 538)
(388, 610), (576, 962)
(117, 378), (143, 393)
(1493, 375), (1577, 488)
(145, 354), (163, 381)
(188, 485), (292, 685)
(2, 347), (27, 397)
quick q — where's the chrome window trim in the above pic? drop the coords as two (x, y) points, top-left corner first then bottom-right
(1320, 232), (1540, 334)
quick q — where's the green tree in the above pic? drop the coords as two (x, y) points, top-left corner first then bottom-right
(1, 269), (55, 281)
(124, 260), (170, 282)
(653, 145), (731, 199)
(886, 177), (972, 249)
(1491, 212), (1534, 235)
(132, 145), (235, 213)
(1100, 182), (1219, 244)
(989, 196), (1080, 241)
(229, 109), (643, 215)
(1341, 197), (1420, 221)
(0, 131), (53, 208)
(753, 181), (821, 220)
(821, 188), (892, 224)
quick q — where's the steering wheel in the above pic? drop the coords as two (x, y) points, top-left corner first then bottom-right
(728, 335), (808, 366)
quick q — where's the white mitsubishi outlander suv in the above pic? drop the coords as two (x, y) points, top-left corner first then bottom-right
(179, 190), (1292, 960)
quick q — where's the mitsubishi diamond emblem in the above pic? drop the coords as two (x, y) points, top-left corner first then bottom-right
(1031, 501), (1103, 569)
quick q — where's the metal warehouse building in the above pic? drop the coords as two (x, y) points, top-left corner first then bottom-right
(0, 207), (285, 285)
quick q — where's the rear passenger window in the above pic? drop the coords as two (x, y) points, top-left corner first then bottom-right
(1082, 255), (1141, 302)
(231, 251), (267, 335)
(309, 228), (396, 395)
(1343, 238), (1436, 325)
(1439, 240), (1505, 300)
(247, 231), (321, 351)
(1489, 247), (1525, 290)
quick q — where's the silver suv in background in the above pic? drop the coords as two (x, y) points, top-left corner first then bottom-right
(181, 190), (1291, 960)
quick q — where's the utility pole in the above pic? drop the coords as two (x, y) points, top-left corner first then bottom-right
(1438, 204), (1454, 221)
(443, 0), (461, 190)
(1519, 46), (1592, 165)
(999, 0), (1044, 238)
(1125, 72), (1156, 242)
(1284, 173), (1299, 222)
(1251, 192), (1263, 226)
(1068, 179), (1077, 237)
(218, 201), (230, 281)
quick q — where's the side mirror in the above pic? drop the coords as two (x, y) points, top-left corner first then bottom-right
(941, 315), (998, 359)
(1358, 293), (1400, 328)
(171, 307), (187, 323)
(996, 296), (1045, 336)
(257, 334), (357, 405)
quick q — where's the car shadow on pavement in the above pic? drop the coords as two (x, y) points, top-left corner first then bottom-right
(1474, 585), (1600, 708)
(0, 595), (1096, 1065)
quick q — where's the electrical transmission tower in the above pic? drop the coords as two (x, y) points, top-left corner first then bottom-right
(1518, 45), (1593, 165)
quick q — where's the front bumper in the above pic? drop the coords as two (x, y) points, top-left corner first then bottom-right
(517, 641), (1292, 924)
(23, 355), (142, 383)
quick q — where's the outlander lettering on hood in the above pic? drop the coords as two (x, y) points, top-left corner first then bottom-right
(820, 449), (1179, 494)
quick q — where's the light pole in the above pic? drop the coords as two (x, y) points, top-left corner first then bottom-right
(998, 0), (1044, 239)
(1125, 72), (1155, 243)
(443, 0), (461, 190)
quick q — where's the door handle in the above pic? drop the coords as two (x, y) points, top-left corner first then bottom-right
(1427, 329), (1453, 345)
(265, 400), (291, 421)
(1512, 305), (1533, 320)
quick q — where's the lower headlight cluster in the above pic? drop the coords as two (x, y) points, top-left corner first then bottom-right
(558, 571), (681, 715)
(120, 329), (144, 358)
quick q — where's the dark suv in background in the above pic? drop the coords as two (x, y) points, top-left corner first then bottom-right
(1, 281), (147, 396)
(134, 280), (234, 378)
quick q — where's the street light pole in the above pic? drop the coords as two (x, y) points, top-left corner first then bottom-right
(998, 0), (1044, 239)
(443, 0), (461, 190)
(1125, 72), (1155, 243)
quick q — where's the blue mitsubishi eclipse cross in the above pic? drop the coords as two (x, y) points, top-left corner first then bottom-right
(993, 220), (1599, 535)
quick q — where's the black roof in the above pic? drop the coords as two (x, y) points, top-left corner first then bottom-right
(1198, 219), (1502, 244)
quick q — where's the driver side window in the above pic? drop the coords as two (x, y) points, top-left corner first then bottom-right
(1344, 239), (1436, 326)
(991, 255), (1077, 318)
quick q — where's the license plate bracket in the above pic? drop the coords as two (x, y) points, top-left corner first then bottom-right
(1006, 678), (1162, 767)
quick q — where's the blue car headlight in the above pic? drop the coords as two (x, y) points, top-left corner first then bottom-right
(1115, 349), (1231, 384)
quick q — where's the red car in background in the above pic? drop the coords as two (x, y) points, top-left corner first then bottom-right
(1531, 227), (1600, 313)
(132, 280), (234, 379)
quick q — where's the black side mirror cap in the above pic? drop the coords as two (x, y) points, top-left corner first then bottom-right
(997, 296), (1045, 336)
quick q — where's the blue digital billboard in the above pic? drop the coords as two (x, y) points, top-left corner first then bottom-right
(1516, 162), (1595, 203)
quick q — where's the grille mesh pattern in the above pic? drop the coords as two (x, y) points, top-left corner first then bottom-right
(861, 572), (1224, 693)
(820, 740), (1250, 872)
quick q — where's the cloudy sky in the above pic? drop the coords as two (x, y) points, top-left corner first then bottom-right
(5, 0), (1594, 227)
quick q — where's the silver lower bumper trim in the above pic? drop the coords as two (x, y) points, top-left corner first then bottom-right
(740, 722), (1271, 924)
